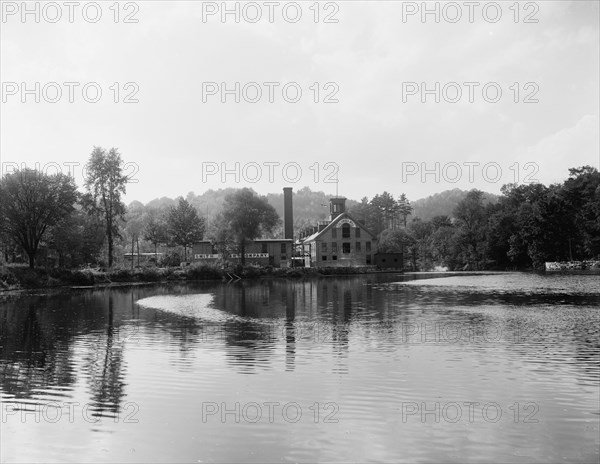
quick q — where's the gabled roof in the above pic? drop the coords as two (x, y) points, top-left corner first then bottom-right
(300, 212), (377, 243)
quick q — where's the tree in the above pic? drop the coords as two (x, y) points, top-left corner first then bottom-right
(453, 189), (488, 269)
(143, 209), (168, 263)
(220, 188), (280, 265)
(408, 217), (433, 270)
(397, 193), (413, 228)
(428, 216), (458, 270)
(167, 198), (205, 261)
(122, 201), (146, 269)
(349, 197), (381, 235)
(206, 212), (236, 260)
(560, 166), (600, 258)
(47, 208), (105, 268)
(377, 229), (414, 254)
(0, 169), (77, 268)
(83, 147), (128, 268)
(370, 192), (399, 231)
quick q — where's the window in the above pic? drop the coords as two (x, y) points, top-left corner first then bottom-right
(322, 256), (327, 261)
(366, 241), (371, 252)
(342, 223), (351, 238)
(322, 242), (327, 252)
(281, 243), (287, 254)
(262, 243), (268, 254)
(343, 243), (350, 254)
(356, 242), (361, 252)
(355, 228), (361, 238)
(332, 228), (337, 239)
(366, 254), (371, 264)
(332, 256), (338, 260)
(332, 242), (338, 253)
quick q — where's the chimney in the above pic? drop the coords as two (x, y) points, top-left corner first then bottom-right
(283, 187), (293, 240)
(329, 197), (347, 221)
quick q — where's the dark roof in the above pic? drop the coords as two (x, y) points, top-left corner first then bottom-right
(253, 239), (293, 242)
(193, 238), (292, 245)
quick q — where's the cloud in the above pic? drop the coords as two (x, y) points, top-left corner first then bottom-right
(520, 114), (600, 182)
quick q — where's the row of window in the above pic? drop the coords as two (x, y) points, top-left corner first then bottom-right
(331, 224), (360, 239)
(322, 254), (372, 263)
(322, 241), (371, 253)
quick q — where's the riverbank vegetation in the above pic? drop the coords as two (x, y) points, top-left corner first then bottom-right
(354, 167), (599, 271)
(0, 262), (378, 291)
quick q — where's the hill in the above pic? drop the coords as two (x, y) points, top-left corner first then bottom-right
(411, 188), (499, 221)
(133, 187), (357, 236)
(133, 188), (497, 229)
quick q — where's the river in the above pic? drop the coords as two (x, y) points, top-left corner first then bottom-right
(1, 272), (598, 463)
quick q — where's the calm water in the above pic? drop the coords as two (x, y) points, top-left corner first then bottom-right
(1, 273), (599, 463)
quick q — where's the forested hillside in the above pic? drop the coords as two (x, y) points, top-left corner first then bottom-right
(411, 189), (499, 221)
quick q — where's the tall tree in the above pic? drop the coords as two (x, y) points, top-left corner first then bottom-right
(349, 197), (380, 234)
(560, 166), (600, 258)
(370, 192), (399, 231)
(83, 147), (128, 268)
(220, 189), (280, 265)
(167, 198), (205, 261)
(0, 169), (77, 268)
(397, 193), (413, 228)
(453, 189), (488, 270)
(123, 201), (147, 268)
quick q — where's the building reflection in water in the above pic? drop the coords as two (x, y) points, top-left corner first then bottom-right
(285, 284), (295, 372)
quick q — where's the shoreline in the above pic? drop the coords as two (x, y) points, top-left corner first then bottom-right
(0, 264), (399, 298)
(1, 265), (597, 301)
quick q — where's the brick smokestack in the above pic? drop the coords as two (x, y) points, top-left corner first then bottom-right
(283, 187), (293, 240)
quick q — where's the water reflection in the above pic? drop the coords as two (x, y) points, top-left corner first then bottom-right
(1, 273), (599, 463)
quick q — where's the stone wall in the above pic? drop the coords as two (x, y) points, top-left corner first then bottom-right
(545, 260), (600, 271)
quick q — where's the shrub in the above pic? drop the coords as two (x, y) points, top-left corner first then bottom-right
(184, 262), (225, 280)
(160, 252), (181, 267)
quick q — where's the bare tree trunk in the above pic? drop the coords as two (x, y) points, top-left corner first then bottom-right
(131, 235), (135, 270)
(107, 223), (114, 268)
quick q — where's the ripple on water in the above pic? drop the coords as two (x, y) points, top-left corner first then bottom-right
(135, 294), (236, 322)
(397, 273), (600, 295)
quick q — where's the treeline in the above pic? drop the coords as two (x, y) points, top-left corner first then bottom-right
(0, 148), (279, 269)
(410, 189), (499, 222)
(1, 148), (598, 273)
(367, 167), (599, 271)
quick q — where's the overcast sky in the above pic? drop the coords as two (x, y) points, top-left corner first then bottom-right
(1, 0), (599, 203)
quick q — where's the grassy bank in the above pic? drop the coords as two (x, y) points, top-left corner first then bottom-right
(0, 263), (380, 292)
